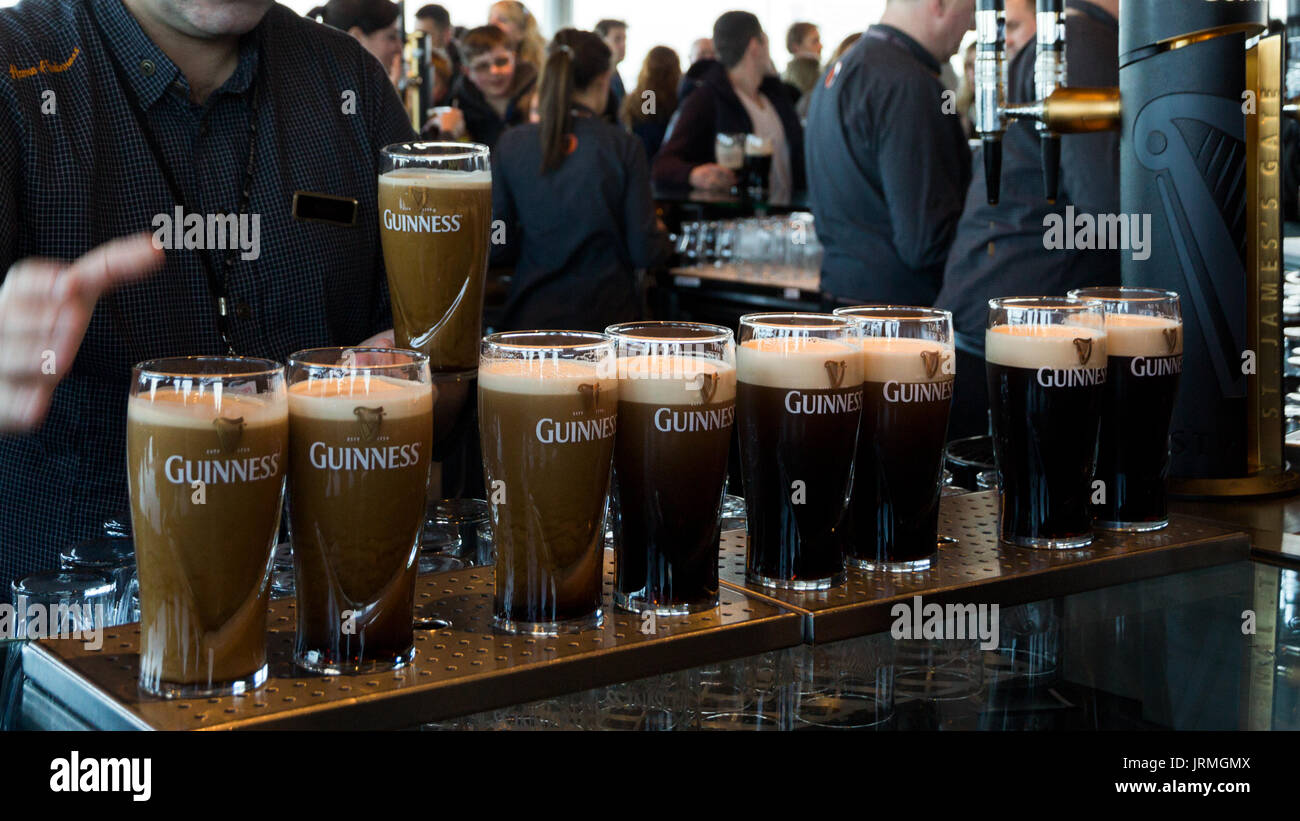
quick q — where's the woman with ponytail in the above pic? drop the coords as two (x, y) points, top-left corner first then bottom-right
(491, 29), (671, 332)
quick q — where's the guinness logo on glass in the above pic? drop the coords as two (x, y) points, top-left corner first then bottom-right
(824, 360), (847, 389)
(695, 372), (719, 404)
(407, 187), (428, 211)
(921, 350), (943, 379)
(1163, 327), (1178, 355)
(354, 406), (386, 443)
(1073, 337), (1093, 366)
(578, 383), (600, 411)
(212, 416), (245, 453)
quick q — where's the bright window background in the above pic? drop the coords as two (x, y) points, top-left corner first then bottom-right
(1, 0), (1295, 77)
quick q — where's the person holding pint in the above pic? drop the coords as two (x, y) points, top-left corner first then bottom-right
(445, 25), (537, 149)
(491, 29), (671, 332)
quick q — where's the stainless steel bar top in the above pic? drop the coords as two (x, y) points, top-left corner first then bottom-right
(720, 492), (1251, 644)
(20, 552), (802, 731)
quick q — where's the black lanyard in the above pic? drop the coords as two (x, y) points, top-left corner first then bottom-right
(89, 5), (264, 355)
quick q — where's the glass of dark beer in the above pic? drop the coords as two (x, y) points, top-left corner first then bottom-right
(606, 321), (737, 615)
(834, 307), (956, 571)
(287, 348), (433, 674)
(737, 313), (863, 589)
(479, 332), (619, 634)
(743, 135), (774, 200)
(1068, 287), (1183, 532)
(127, 357), (288, 698)
(986, 298), (1108, 548)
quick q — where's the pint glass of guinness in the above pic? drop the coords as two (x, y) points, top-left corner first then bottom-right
(834, 307), (955, 571)
(986, 298), (1109, 548)
(127, 358), (288, 697)
(479, 332), (619, 634)
(1069, 287), (1183, 532)
(606, 322), (737, 615)
(743, 135), (774, 200)
(737, 313), (863, 589)
(379, 142), (492, 373)
(287, 348), (433, 674)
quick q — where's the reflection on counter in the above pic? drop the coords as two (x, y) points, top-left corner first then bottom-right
(422, 562), (1300, 731)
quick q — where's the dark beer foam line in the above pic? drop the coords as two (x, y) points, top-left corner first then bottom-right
(1104, 315), (1183, 358)
(128, 388), (285, 428)
(479, 359), (618, 396)
(985, 325), (1107, 369)
(616, 355), (737, 404)
(288, 376), (432, 421)
(861, 338), (956, 383)
(738, 338), (864, 389)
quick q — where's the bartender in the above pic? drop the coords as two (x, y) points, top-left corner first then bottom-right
(0, 0), (415, 594)
(935, 0), (1119, 438)
(804, 0), (974, 307)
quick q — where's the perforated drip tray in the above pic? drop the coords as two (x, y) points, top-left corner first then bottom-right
(719, 492), (1251, 644)
(21, 551), (801, 731)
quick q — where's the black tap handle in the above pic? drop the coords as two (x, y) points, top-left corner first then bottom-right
(984, 137), (1003, 205)
(1041, 134), (1061, 202)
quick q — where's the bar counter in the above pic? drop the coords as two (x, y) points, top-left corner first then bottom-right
(7, 488), (1295, 731)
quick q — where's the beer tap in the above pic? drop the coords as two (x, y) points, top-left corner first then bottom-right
(975, 0), (1122, 205)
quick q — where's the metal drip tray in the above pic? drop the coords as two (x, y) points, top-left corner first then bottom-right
(21, 551), (802, 730)
(719, 492), (1250, 643)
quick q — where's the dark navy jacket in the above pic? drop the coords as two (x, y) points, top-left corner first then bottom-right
(936, 0), (1120, 354)
(804, 25), (971, 306)
(491, 114), (671, 331)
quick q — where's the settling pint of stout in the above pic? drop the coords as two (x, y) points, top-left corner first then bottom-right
(607, 322), (737, 615)
(743, 134), (773, 200)
(379, 142), (492, 374)
(1069, 288), (1183, 532)
(287, 348), (433, 673)
(738, 313), (863, 589)
(986, 298), (1109, 548)
(834, 307), (955, 571)
(127, 358), (288, 698)
(479, 332), (619, 634)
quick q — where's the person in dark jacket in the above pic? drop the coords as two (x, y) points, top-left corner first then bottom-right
(492, 29), (672, 332)
(653, 11), (805, 199)
(936, 0), (1119, 438)
(804, 0), (973, 308)
(621, 46), (682, 162)
(445, 25), (537, 150)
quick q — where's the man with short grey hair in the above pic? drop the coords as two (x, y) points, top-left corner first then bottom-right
(805, 0), (975, 307)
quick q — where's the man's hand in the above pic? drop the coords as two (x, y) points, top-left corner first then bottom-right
(689, 163), (737, 191)
(0, 234), (164, 433)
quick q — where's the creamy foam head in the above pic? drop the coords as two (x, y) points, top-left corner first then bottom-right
(1102, 314), (1183, 358)
(129, 385), (286, 429)
(738, 337), (864, 389)
(479, 358), (619, 396)
(379, 167), (492, 190)
(985, 324), (1108, 369)
(616, 355), (737, 405)
(860, 337), (956, 383)
(288, 375), (432, 420)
